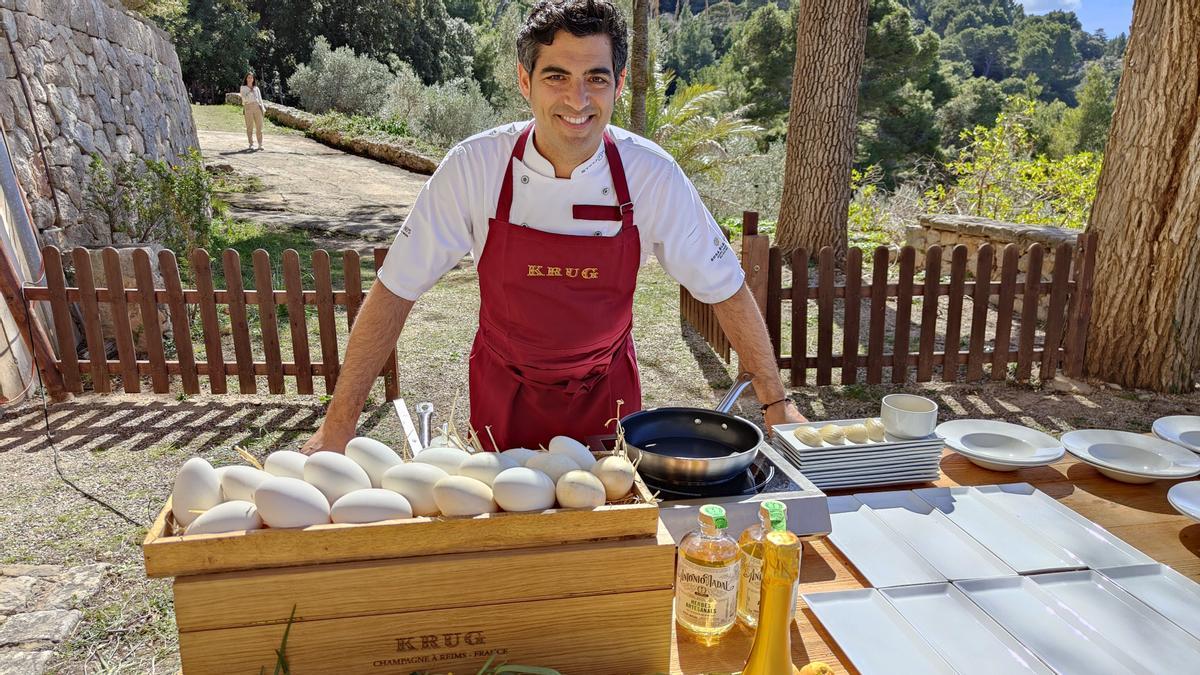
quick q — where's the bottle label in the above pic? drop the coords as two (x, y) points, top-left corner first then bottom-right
(739, 554), (764, 618)
(675, 557), (740, 627)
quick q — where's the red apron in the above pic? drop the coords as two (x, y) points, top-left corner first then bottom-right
(468, 123), (642, 450)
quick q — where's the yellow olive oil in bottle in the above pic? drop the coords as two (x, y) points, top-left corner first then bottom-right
(737, 500), (791, 628)
(739, 530), (804, 675)
(675, 504), (741, 645)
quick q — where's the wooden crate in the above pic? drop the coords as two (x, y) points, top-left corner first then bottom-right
(143, 474), (674, 673)
(143, 475), (660, 578)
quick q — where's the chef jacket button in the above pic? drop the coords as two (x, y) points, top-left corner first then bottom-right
(520, 175), (529, 184)
(521, 222), (528, 227)
(602, 187), (610, 195)
(594, 231), (602, 236)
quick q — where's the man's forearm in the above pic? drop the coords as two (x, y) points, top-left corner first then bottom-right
(322, 279), (415, 435)
(711, 284), (787, 405)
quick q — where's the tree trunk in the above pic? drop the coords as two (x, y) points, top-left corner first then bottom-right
(775, 0), (869, 260)
(629, 0), (650, 136)
(1084, 0), (1200, 393)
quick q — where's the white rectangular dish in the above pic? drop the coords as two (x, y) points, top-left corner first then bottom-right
(879, 583), (1051, 674)
(854, 490), (1015, 581)
(827, 496), (944, 587)
(956, 576), (1147, 674)
(800, 458), (944, 477)
(1030, 571), (1200, 672)
(773, 419), (941, 452)
(1099, 564), (1200, 640)
(802, 589), (956, 675)
(914, 487), (1084, 573)
(787, 447), (944, 467)
(974, 483), (1154, 568)
(813, 472), (942, 491)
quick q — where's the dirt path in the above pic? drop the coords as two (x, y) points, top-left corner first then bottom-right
(197, 128), (428, 242)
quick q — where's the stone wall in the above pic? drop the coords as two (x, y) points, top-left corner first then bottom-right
(906, 215), (1081, 321)
(0, 0), (198, 247)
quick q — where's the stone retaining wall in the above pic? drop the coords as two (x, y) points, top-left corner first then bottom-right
(225, 93), (438, 175)
(906, 215), (1082, 321)
(0, 0), (198, 247)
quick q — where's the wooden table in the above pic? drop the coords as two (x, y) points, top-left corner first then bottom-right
(668, 448), (1200, 674)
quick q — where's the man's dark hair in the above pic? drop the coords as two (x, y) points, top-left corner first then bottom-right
(516, 0), (629, 76)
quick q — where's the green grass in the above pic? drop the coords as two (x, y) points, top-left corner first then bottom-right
(191, 104), (300, 137)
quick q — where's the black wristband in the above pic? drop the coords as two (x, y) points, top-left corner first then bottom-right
(760, 398), (790, 413)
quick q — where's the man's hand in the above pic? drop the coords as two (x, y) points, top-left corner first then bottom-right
(300, 425), (354, 455)
(765, 399), (807, 432)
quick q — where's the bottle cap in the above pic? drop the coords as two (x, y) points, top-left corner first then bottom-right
(759, 500), (788, 531)
(699, 504), (728, 529)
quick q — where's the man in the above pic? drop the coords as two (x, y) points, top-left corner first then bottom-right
(302, 0), (803, 454)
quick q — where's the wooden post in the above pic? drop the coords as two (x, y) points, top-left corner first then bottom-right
(0, 238), (69, 401)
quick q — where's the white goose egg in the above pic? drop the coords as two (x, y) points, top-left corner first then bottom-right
(548, 436), (596, 470)
(220, 465), (271, 502)
(264, 450), (307, 479)
(590, 455), (636, 500)
(556, 470), (607, 509)
(254, 477), (330, 528)
(345, 437), (402, 488)
(304, 451), (371, 504)
(413, 446), (470, 475)
(457, 453), (518, 486)
(381, 463), (447, 516)
(185, 500), (262, 535)
(330, 489), (413, 524)
(172, 457), (222, 527)
(433, 476), (498, 516)
(492, 467), (556, 512)
(526, 452), (580, 483)
(500, 447), (540, 466)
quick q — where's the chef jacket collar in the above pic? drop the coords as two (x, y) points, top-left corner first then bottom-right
(523, 127), (608, 180)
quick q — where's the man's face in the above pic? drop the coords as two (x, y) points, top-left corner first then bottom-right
(518, 31), (625, 157)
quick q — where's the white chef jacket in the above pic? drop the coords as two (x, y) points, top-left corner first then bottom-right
(378, 120), (745, 304)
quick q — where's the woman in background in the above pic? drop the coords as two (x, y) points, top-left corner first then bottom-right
(240, 72), (264, 150)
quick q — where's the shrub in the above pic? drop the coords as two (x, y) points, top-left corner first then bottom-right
(416, 78), (497, 147)
(287, 37), (392, 115)
(84, 149), (217, 254)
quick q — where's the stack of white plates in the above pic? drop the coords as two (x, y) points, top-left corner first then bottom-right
(1061, 429), (1200, 484)
(935, 420), (1064, 471)
(772, 419), (943, 490)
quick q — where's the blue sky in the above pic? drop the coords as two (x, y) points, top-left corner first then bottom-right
(1018, 1), (1133, 37)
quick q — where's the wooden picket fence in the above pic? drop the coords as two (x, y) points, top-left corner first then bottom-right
(681, 212), (1098, 387)
(22, 246), (399, 397)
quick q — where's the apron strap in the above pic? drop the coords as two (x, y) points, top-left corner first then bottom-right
(494, 122), (535, 225)
(602, 131), (635, 231)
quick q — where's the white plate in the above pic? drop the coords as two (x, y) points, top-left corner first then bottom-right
(956, 576), (1148, 674)
(1167, 480), (1200, 522)
(854, 490), (1015, 580)
(773, 419), (939, 452)
(1061, 429), (1200, 482)
(827, 495), (944, 587)
(880, 584), (1052, 674)
(936, 419), (1065, 470)
(1099, 563), (1200, 640)
(974, 483), (1153, 568)
(800, 458), (944, 477)
(1152, 415), (1200, 454)
(914, 487), (1084, 573)
(785, 445), (944, 465)
(802, 589), (955, 675)
(812, 471), (941, 491)
(1031, 571), (1200, 672)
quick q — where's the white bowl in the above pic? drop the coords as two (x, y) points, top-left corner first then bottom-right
(936, 420), (1064, 472)
(1062, 430), (1200, 483)
(881, 394), (939, 440)
(1167, 481), (1200, 521)
(1152, 416), (1200, 454)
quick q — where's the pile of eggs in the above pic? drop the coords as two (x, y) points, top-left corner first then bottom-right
(170, 435), (637, 536)
(793, 418), (886, 447)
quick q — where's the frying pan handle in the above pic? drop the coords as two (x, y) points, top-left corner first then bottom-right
(714, 372), (755, 413)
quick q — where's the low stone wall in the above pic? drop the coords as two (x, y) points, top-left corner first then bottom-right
(906, 215), (1082, 321)
(225, 93), (438, 175)
(0, 0), (198, 247)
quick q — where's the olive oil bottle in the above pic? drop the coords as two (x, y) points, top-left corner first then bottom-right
(737, 500), (792, 628)
(740, 530), (804, 675)
(675, 504), (741, 645)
